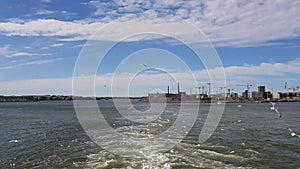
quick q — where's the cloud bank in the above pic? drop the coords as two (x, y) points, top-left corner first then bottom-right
(0, 0), (299, 47)
(0, 59), (299, 96)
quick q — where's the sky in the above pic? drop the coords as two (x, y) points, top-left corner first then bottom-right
(0, 0), (299, 96)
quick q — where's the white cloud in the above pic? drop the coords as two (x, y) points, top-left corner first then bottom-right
(22, 58), (62, 66)
(61, 10), (77, 18)
(0, 1), (299, 47)
(8, 52), (37, 57)
(1, 58), (63, 69)
(0, 78), (72, 95)
(0, 59), (299, 95)
(0, 19), (104, 37)
(36, 9), (55, 15)
(50, 43), (64, 47)
(91, 0), (300, 46)
(0, 44), (11, 55)
(0, 45), (44, 58)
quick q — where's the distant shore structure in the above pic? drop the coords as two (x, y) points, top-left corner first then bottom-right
(0, 82), (299, 103)
(140, 82), (300, 103)
(140, 82), (210, 103)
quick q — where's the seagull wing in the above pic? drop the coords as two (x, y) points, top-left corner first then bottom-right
(274, 108), (282, 118)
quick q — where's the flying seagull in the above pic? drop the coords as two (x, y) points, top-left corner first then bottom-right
(270, 102), (282, 118)
(270, 102), (276, 110)
(140, 63), (147, 67)
(288, 128), (300, 138)
(274, 107), (282, 118)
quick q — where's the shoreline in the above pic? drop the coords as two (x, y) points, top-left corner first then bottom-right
(0, 95), (299, 103)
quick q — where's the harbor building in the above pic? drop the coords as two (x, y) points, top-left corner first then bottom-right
(258, 86), (266, 99)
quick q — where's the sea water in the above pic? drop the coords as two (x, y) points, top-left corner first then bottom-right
(0, 100), (299, 168)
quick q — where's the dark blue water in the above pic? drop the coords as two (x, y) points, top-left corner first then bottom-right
(0, 101), (299, 168)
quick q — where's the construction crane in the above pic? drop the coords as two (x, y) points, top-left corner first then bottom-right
(227, 88), (234, 93)
(236, 84), (252, 98)
(227, 88), (234, 98)
(214, 86), (226, 95)
(284, 82), (299, 92)
(288, 86), (299, 92)
(220, 86), (226, 96)
(195, 86), (200, 94)
(195, 86), (205, 95)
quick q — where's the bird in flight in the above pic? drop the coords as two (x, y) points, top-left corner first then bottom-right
(140, 63), (147, 67)
(288, 128), (300, 138)
(270, 102), (282, 118)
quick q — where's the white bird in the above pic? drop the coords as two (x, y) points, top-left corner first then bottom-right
(140, 63), (147, 67)
(288, 128), (300, 138)
(9, 139), (21, 143)
(274, 107), (282, 118)
(270, 102), (276, 110)
(270, 102), (282, 118)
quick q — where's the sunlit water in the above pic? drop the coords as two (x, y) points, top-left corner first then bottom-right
(0, 100), (299, 168)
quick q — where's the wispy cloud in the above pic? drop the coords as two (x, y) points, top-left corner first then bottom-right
(0, 45), (46, 58)
(50, 43), (64, 47)
(61, 10), (77, 18)
(36, 9), (55, 15)
(0, 19), (102, 37)
(1, 58), (63, 69)
(8, 52), (38, 57)
(41, 43), (65, 49)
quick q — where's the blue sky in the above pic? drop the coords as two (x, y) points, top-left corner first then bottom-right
(0, 0), (299, 96)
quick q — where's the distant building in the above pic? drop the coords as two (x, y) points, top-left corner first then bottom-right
(252, 91), (259, 99)
(242, 90), (249, 99)
(271, 92), (280, 99)
(140, 83), (210, 103)
(280, 92), (288, 99)
(265, 91), (272, 100)
(231, 93), (238, 99)
(258, 86), (266, 99)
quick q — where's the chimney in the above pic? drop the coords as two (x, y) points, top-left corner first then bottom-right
(177, 82), (180, 94)
(167, 85), (170, 94)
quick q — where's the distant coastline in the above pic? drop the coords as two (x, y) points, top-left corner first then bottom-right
(0, 94), (299, 103)
(0, 95), (141, 102)
(139, 83), (300, 103)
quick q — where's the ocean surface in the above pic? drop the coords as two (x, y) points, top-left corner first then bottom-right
(0, 100), (299, 169)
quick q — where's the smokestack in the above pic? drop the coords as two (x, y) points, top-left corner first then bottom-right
(177, 82), (180, 94)
(285, 82), (287, 90)
(167, 85), (170, 94)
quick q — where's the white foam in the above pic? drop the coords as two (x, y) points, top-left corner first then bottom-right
(245, 149), (260, 155)
(157, 119), (170, 124)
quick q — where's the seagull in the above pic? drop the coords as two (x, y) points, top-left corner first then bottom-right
(270, 102), (276, 110)
(270, 102), (282, 118)
(9, 139), (21, 143)
(140, 63), (147, 67)
(288, 128), (300, 138)
(274, 107), (282, 118)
